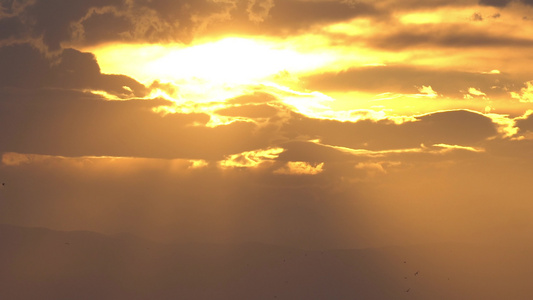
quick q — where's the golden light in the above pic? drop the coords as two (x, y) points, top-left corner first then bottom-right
(274, 161), (324, 175)
(219, 147), (284, 168)
(147, 37), (332, 84)
(90, 37), (335, 87)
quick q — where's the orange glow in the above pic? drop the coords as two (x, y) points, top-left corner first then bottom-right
(4, 2), (533, 299)
(219, 147), (284, 168)
(89, 36), (335, 86)
(274, 161), (324, 175)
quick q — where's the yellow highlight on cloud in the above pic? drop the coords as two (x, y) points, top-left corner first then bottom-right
(274, 161), (324, 175)
(219, 147), (284, 168)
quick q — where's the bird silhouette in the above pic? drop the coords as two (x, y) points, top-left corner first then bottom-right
(406, 288), (410, 292)
(414, 271), (419, 276)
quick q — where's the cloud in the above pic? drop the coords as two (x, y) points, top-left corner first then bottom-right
(0, 88), (293, 160)
(0, 0), (123, 50)
(74, 0), (235, 46)
(479, 0), (512, 7)
(0, 78), (502, 164)
(219, 147), (284, 168)
(0, 0), (382, 49)
(273, 161), (324, 175)
(471, 12), (484, 21)
(479, 0), (533, 7)
(511, 81), (533, 102)
(215, 103), (279, 119)
(302, 65), (524, 99)
(372, 0), (479, 10)
(367, 25), (533, 50)
(172, 0), (383, 39)
(0, 43), (149, 97)
(282, 110), (499, 151)
(515, 110), (533, 135)
(0, 0), (237, 49)
(226, 92), (279, 105)
(276, 140), (361, 163)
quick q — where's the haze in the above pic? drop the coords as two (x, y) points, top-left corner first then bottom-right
(1, 0), (533, 299)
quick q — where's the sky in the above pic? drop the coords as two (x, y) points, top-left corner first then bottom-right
(1, 0), (533, 252)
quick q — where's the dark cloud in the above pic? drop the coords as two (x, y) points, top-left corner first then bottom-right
(260, 0), (379, 31)
(471, 12), (484, 21)
(0, 89), (283, 160)
(74, 0), (234, 46)
(282, 110), (498, 151)
(479, 0), (512, 7)
(515, 112), (533, 134)
(0, 0), (233, 49)
(367, 26), (533, 49)
(302, 65), (522, 99)
(215, 104), (279, 119)
(77, 11), (133, 45)
(479, 0), (533, 6)
(0, 0), (381, 49)
(204, 0), (381, 37)
(277, 141), (360, 163)
(0, 16), (25, 40)
(6, 0), (122, 51)
(0, 43), (149, 97)
(0, 83), (499, 161)
(3, 0), (533, 51)
(226, 92), (278, 105)
(376, 0), (478, 10)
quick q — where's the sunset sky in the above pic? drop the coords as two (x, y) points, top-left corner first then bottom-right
(1, 0), (533, 254)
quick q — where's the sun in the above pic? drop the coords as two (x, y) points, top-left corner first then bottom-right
(148, 37), (308, 84)
(90, 37), (334, 88)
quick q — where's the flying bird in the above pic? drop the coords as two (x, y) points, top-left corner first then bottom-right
(406, 288), (410, 292)
(414, 271), (419, 276)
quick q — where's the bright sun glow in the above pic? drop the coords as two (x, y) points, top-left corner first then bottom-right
(148, 37), (332, 84)
(90, 37), (334, 87)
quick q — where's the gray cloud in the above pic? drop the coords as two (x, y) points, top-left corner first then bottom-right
(302, 65), (524, 99)
(282, 110), (498, 151)
(0, 0), (233, 49)
(1, 0), (123, 51)
(277, 140), (360, 163)
(479, 0), (533, 7)
(479, 0), (512, 6)
(0, 85), (500, 161)
(0, 43), (149, 97)
(371, 0), (478, 10)
(215, 103), (279, 119)
(367, 26), (533, 50)
(255, 0), (379, 31)
(0, 0), (382, 49)
(0, 89), (283, 160)
(515, 112), (533, 134)
(192, 0), (383, 39)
